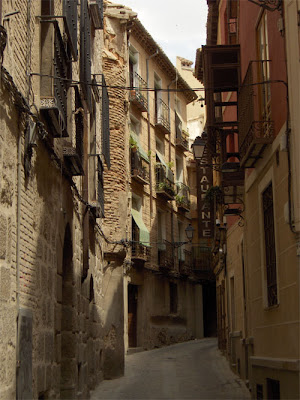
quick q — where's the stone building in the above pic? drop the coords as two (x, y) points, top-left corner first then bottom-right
(0, 0), (125, 398)
(0, 0), (214, 398)
(103, 2), (210, 352)
(195, 0), (299, 398)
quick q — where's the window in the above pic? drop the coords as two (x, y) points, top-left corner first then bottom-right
(230, 276), (235, 331)
(169, 282), (178, 314)
(257, 13), (271, 122)
(267, 379), (280, 400)
(154, 73), (162, 121)
(156, 138), (164, 156)
(262, 183), (278, 307)
(256, 384), (264, 400)
(129, 45), (139, 87)
(176, 156), (183, 183)
(130, 114), (140, 139)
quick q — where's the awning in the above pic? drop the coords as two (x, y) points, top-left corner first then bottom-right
(131, 209), (150, 247)
(130, 131), (149, 162)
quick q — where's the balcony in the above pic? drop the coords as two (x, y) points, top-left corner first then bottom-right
(131, 212), (150, 264)
(192, 246), (214, 281)
(238, 61), (274, 168)
(129, 72), (148, 112)
(179, 250), (192, 276)
(132, 242), (150, 262)
(175, 182), (190, 212)
(40, 21), (69, 137)
(155, 164), (175, 200)
(131, 149), (150, 185)
(155, 99), (170, 134)
(176, 129), (189, 151)
(158, 240), (174, 270)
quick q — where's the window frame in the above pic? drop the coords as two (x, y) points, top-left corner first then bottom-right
(258, 167), (279, 309)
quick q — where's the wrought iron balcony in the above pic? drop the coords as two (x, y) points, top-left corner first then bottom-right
(179, 250), (192, 276)
(131, 218), (150, 263)
(40, 21), (69, 138)
(132, 242), (150, 262)
(175, 182), (190, 212)
(155, 164), (175, 200)
(238, 61), (274, 168)
(158, 240), (174, 270)
(129, 72), (148, 112)
(192, 246), (214, 280)
(176, 129), (189, 151)
(155, 98), (170, 134)
(131, 149), (150, 185)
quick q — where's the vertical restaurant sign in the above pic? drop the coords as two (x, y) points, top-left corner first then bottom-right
(197, 147), (214, 239)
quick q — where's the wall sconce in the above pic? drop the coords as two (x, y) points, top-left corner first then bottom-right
(192, 132), (207, 161)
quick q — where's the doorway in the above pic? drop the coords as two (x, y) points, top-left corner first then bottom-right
(128, 284), (138, 348)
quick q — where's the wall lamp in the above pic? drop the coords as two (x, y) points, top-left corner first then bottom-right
(191, 132), (207, 161)
(248, 0), (282, 11)
(192, 134), (241, 173)
(173, 223), (195, 248)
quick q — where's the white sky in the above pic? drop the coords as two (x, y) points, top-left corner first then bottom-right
(119, 0), (208, 66)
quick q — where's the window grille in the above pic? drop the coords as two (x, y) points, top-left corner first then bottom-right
(262, 183), (278, 307)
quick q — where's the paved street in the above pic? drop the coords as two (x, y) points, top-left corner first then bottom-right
(90, 338), (251, 400)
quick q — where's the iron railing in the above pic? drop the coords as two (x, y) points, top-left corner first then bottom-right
(238, 60), (274, 166)
(155, 164), (175, 199)
(176, 129), (189, 150)
(129, 72), (148, 111)
(132, 220), (150, 261)
(179, 250), (192, 275)
(176, 182), (190, 211)
(131, 149), (150, 184)
(192, 246), (212, 271)
(158, 240), (174, 269)
(155, 98), (170, 133)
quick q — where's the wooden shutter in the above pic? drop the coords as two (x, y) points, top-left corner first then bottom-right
(63, 0), (78, 59)
(80, 0), (92, 109)
(102, 75), (110, 169)
(97, 157), (105, 218)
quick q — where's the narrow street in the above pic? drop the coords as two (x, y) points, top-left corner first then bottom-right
(90, 338), (251, 400)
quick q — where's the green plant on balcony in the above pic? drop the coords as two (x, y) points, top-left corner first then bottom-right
(130, 136), (138, 151)
(158, 181), (175, 197)
(204, 185), (223, 205)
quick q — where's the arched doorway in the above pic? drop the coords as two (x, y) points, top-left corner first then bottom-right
(60, 224), (77, 399)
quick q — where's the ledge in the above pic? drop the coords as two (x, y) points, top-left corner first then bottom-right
(250, 356), (300, 372)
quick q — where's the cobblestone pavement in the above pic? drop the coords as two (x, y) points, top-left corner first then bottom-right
(90, 338), (251, 400)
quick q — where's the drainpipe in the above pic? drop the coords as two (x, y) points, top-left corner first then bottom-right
(146, 49), (158, 220)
